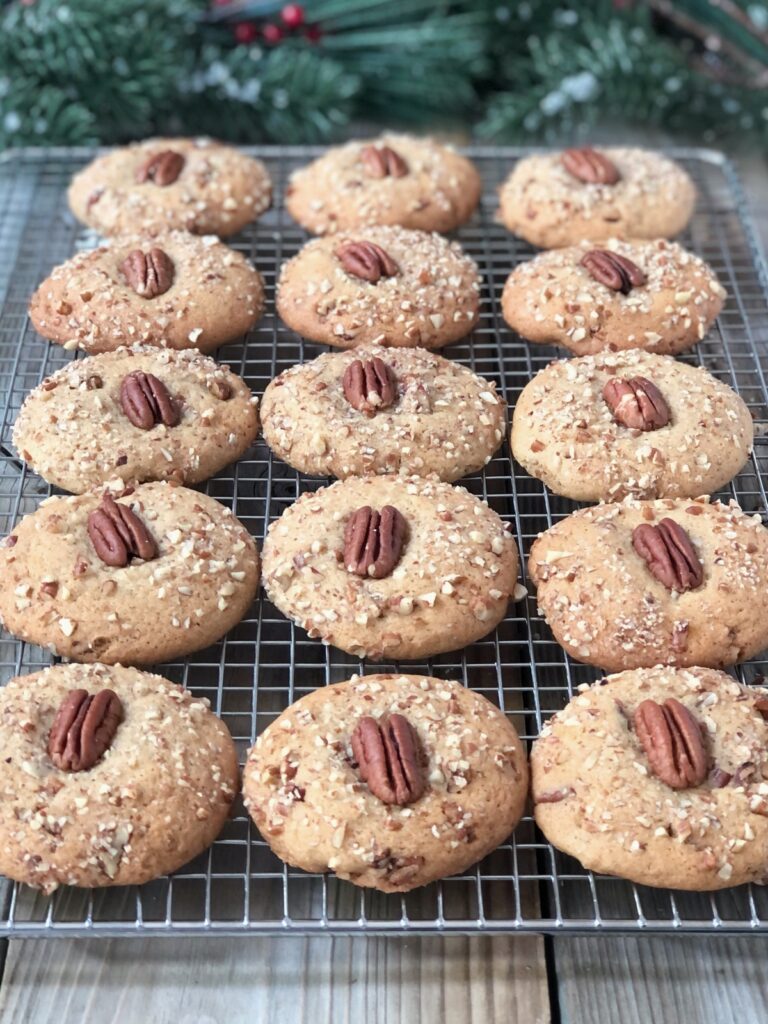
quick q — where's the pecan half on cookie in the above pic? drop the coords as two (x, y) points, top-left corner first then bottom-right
(581, 249), (646, 294)
(360, 144), (408, 179)
(335, 241), (399, 283)
(120, 248), (175, 299)
(87, 493), (158, 568)
(632, 519), (703, 592)
(344, 505), (407, 579)
(603, 376), (670, 431)
(48, 688), (124, 772)
(342, 356), (397, 415)
(351, 713), (424, 805)
(634, 697), (707, 789)
(561, 147), (620, 185)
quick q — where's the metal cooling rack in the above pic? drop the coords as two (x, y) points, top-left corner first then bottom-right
(0, 146), (767, 937)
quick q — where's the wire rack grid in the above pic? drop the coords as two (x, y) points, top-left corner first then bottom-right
(0, 146), (767, 937)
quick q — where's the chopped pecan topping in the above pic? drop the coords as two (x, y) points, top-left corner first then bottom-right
(342, 357), (397, 415)
(360, 144), (408, 179)
(534, 786), (574, 804)
(85, 374), (103, 391)
(344, 505), (406, 579)
(634, 698), (707, 789)
(120, 248), (175, 299)
(561, 147), (620, 185)
(135, 150), (185, 186)
(351, 714), (424, 805)
(208, 378), (232, 401)
(335, 241), (399, 283)
(603, 376), (670, 431)
(632, 518), (703, 592)
(581, 249), (646, 293)
(119, 370), (179, 431)
(48, 688), (124, 772)
(87, 493), (158, 568)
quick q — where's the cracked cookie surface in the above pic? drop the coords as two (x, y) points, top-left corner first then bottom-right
(29, 231), (264, 354)
(0, 482), (259, 664)
(285, 134), (481, 234)
(529, 497), (768, 672)
(511, 350), (752, 502)
(262, 476), (519, 660)
(244, 673), (528, 892)
(0, 663), (238, 892)
(499, 148), (695, 248)
(261, 346), (504, 482)
(277, 225), (480, 349)
(68, 138), (272, 237)
(532, 666), (768, 890)
(13, 346), (258, 493)
(501, 238), (724, 355)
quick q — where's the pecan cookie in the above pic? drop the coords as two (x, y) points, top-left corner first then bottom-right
(29, 231), (264, 354)
(285, 135), (481, 234)
(532, 666), (768, 890)
(0, 663), (238, 892)
(529, 497), (768, 672)
(68, 138), (272, 237)
(262, 476), (519, 660)
(499, 148), (695, 248)
(501, 239), (724, 355)
(512, 350), (753, 502)
(243, 673), (528, 893)
(13, 346), (259, 493)
(276, 226), (480, 349)
(0, 482), (259, 664)
(261, 346), (504, 482)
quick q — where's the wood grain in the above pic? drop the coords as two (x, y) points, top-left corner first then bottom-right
(0, 935), (550, 1024)
(554, 936), (768, 1024)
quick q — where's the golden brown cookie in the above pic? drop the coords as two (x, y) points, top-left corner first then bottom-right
(501, 239), (724, 355)
(532, 666), (768, 890)
(511, 350), (753, 502)
(0, 482), (259, 664)
(68, 138), (272, 237)
(261, 346), (505, 482)
(262, 476), (519, 660)
(528, 497), (768, 672)
(499, 148), (695, 248)
(0, 663), (238, 892)
(13, 346), (259, 493)
(276, 225), (481, 348)
(285, 134), (481, 234)
(29, 231), (264, 354)
(244, 673), (528, 893)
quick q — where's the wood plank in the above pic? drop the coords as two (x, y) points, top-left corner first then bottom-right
(554, 936), (768, 1024)
(0, 934), (550, 1024)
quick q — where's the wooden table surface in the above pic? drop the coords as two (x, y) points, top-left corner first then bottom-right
(0, 148), (766, 1024)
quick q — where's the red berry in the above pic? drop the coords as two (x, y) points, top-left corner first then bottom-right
(262, 23), (284, 44)
(281, 4), (305, 28)
(234, 21), (259, 44)
(304, 24), (322, 43)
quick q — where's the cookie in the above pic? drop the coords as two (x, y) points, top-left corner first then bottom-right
(501, 239), (725, 355)
(499, 147), (695, 248)
(0, 663), (238, 892)
(29, 231), (264, 354)
(0, 482), (259, 664)
(276, 226), (480, 349)
(285, 134), (481, 234)
(528, 497), (768, 672)
(243, 673), (528, 893)
(532, 666), (768, 890)
(13, 346), (259, 493)
(261, 346), (505, 482)
(512, 350), (753, 502)
(262, 476), (519, 660)
(68, 138), (272, 237)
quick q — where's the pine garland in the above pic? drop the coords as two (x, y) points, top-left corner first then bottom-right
(478, 2), (768, 143)
(0, 0), (766, 149)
